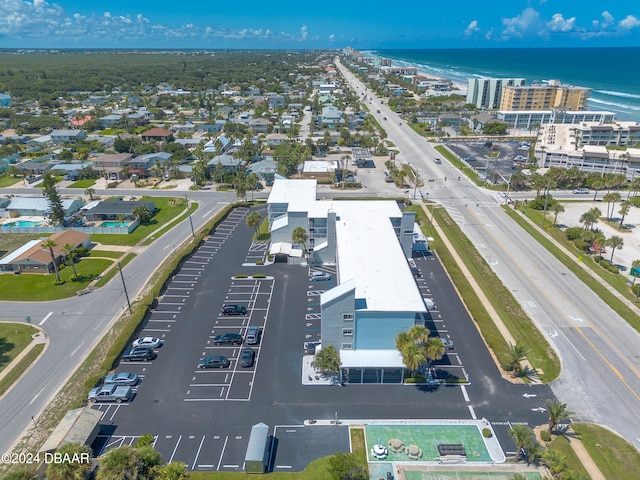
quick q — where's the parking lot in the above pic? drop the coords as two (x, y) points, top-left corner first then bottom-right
(89, 205), (554, 471)
(447, 140), (532, 183)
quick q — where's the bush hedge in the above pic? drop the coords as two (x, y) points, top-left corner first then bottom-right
(482, 428), (492, 438)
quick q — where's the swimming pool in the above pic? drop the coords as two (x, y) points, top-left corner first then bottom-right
(3, 220), (44, 227)
(100, 221), (130, 227)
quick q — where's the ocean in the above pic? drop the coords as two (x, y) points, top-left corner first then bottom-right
(372, 47), (640, 122)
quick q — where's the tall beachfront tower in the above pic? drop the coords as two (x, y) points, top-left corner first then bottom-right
(500, 80), (590, 111)
(466, 78), (526, 110)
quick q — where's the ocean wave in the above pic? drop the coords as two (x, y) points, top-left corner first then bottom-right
(589, 97), (640, 112)
(594, 90), (640, 100)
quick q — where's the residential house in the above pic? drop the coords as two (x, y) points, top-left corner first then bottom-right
(300, 160), (338, 181)
(0, 230), (91, 274)
(217, 106), (234, 119)
(91, 153), (133, 180)
(0, 93), (12, 107)
(268, 95), (286, 108)
(249, 118), (270, 134)
(3, 196), (83, 217)
(49, 130), (87, 144)
(197, 121), (227, 134)
(246, 159), (278, 183)
(207, 154), (243, 173)
(141, 128), (173, 142)
(16, 157), (53, 175)
(264, 133), (289, 147)
(127, 152), (172, 178)
(321, 106), (345, 129)
(81, 199), (157, 222)
(99, 114), (122, 129)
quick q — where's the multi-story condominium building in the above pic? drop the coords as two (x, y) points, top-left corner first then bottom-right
(466, 78), (526, 110)
(496, 110), (616, 130)
(267, 179), (429, 384)
(500, 80), (590, 111)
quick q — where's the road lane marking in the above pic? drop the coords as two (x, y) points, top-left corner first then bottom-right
(39, 312), (53, 325)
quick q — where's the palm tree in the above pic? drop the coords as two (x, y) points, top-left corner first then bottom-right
(46, 443), (92, 480)
(618, 200), (632, 229)
(153, 462), (190, 480)
(523, 437), (542, 465)
(85, 187), (95, 201)
(246, 211), (262, 238)
(400, 342), (426, 377)
(292, 226), (309, 256)
(579, 207), (601, 231)
(311, 345), (341, 376)
(591, 179), (604, 201)
(97, 445), (139, 480)
(542, 448), (567, 476)
(63, 243), (78, 278)
(592, 235), (606, 259)
(607, 235), (624, 263)
(42, 239), (61, 282)
(508, 424), (533, 461)
(545, 399), (574, 433)
(505, 341), (528, 377)
(603, 191), (621, 220)
(424, 336), (446, 372)
(550, 203), (565, 226)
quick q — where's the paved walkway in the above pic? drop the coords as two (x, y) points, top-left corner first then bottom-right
(566, 431), (606, 480)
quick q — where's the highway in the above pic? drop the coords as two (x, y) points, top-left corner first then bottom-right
(0, 189), (236, 455)
(336, 57), (640, 450)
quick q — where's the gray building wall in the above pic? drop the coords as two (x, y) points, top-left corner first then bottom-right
(321, 281), (356, 351)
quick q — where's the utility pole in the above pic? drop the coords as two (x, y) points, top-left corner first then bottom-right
(118, 261), (132, 314)
(185, 193), (195, 237)
(541, 179), (551, 229)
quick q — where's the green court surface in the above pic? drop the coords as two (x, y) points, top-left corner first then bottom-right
(365, 425), (491, 463)
(404, 472), (541, 480)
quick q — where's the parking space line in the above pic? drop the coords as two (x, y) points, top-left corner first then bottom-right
(143, 328), (171, 332)
(168, 435), (182, 463)
(217, 436), (228, 471)
(192, 436), (206, 470)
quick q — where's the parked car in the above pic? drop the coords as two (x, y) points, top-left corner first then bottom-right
(310, 271), (332, 281)
(88, 384), (132, 403)
(104, 372), (140, 386)
(433, 158), (442, 164)
(245, 326), (262, 345)
(424, 298), (435, 310)
(376, 109), (381, 113)
(122, 346), (157, 362)
(221, 304), (247, 315)
(198, 355), (230, 369)
(132, 336), (162, 348)
(213, 333), (243, 345)
(573, 188), (590, 194)
(440, 338), (454, 350)
(240, 348), (256, 368)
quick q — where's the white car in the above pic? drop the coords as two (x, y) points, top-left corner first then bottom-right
(132, 336), (162, 348)
(310, 271), (332, 281)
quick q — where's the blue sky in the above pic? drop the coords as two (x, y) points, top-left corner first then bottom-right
(0, 0), (639, 49)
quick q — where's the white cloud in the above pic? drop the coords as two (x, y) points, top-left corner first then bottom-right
(619, 15), (640, 31)
(463, 20), (480, 38)
(329, 33), (335, 42)
(501, 8), (543, 40)
(300, 25), (308, 40)
(547, 13), (575, 32)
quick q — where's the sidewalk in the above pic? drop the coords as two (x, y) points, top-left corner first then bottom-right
(566, 432), (606, 480)
(0, 330), (47, 396)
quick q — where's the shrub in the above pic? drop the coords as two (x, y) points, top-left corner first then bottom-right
(565, 227), (583, 241)
(528, 195), (557, 210)
(52, 280), (65, 286)
(540, 430), (551, 442)
(255, 260), (264, 265)
(107, 181), (118, 188)
(594, 256), (619, 274)
(253, 273), (266, 278)
(482, 428), (492, 438)
(266, 253), (273, 261)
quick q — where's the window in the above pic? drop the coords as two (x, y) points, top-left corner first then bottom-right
(403, 229), (413, 235)
(342, 343), (353, 350)
(342, 328), (353, 336)
(342, 313), (353, 321)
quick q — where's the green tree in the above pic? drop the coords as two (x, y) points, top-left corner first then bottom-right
(246, 211), (262, 237)
(542, 447), (567, 476)
(505, 341), (528, 377)
(63, 243), (78, 278)
(545, 399), (574, 434)
(603, 191), (621, 220)
(550, 203), (565, 226)
(579, 208), (600, 231)
(135, 444), (163, 480)
(2, 467), (38, 480)
(630, 259), (640, 288)
(399, 342), (426, 375)
(424, 336), (446, 371)
(97, 445), (139, 480)
(292, 226), (309, 256)
(132, 205), (154, 223)
(606, 235), (624, 263)
(42, 239), (61, 282)
(523, 436), (542, 465)
(618, 200), (632, 229)
(41, 171), (66, 226)
(508, 424), (533, 461)
(46, 442), (92, 480)
(153, 462), (190, 480)
(327, 452), (367, 480)
(311, 345), (341, 376)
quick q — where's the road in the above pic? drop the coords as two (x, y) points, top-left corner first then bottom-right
(337, 57), (640, 450)
(0, 188), (236, 455)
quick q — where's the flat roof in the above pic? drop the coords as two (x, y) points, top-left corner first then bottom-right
(340, 349), (405, 368)
(267, 178), (317, 207)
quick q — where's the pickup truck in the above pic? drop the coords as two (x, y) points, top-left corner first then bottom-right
(88, 384), (133, 403)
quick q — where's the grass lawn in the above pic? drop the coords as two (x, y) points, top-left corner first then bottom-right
(0, 344), (44, 397)
(435, 145), (483, 186)
(548, 435), (589, 477)
(94, 253), (136, 288)
(189, 457), (332, 480)
(0, 175), (22, 187)
(0, 258), (112, 301)
(0, 233), (50, 259)
(68, 179), (96, 189)
(91, 197), (188, 246)
(572, 423), (640, 480)
(254, 216), (271, 241)
(0, 323), (38, 374)
(88, 249), (126, 259)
